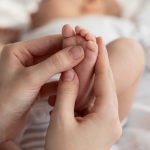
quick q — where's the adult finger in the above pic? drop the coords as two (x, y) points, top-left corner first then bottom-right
(18, 35), (63, 56)
(28, 46), (84, 85)
(53, 69), (79, 121)
(92, 37), (118, 113)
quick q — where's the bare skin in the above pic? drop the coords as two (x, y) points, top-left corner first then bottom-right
(0, 22), (145, 150)
(0, 36), (122, 150)
(0, 26), (144, 150)
(106, 38), (145, 120)
(31, 0), (145, 121)
(0, 28), (145, 150)
(31, 0), (121, 29)
(62, 24), (98, 110)
(61, 25), (145, 121)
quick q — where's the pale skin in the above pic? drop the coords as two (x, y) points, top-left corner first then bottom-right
(0, 26), (105, 150)
(32, 0), (145, 120)
(0, 35), (122, 150)
(46, 30), (145, 150)
(62, 24), (98, 110)
(31, 0), (121, 29)
(45, 38), (122, 150)
(59, 24), (145, 121)
(1, 26), (145, 150)
(0, 34), (86, 143)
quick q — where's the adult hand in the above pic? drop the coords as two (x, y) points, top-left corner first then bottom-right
(0, 35), (84, 143)
(45, 38), (122, 150)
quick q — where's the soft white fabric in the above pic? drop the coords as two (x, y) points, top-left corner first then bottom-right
(133, 0), (150, 72)
(0, 0), (41, 30)
(21, 16), (137, 43)
(117, 0), (145, 18)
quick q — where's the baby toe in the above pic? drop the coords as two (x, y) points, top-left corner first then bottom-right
(62, 24), (75, 38)
(84, 41), (98, 52)
(75, 26), (81, 35)
(63, 37), (77, 47)
(76, 35), (86, 45)
(80, 29), (88, 37)
(85, 33), (96, 42)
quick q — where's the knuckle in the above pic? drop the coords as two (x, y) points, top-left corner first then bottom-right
(2, 43), (23, 57)
(2, 44), (14, 56)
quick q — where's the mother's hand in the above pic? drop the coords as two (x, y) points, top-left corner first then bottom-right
(45, 38), (122, 150)
(0, 35), (84, 143)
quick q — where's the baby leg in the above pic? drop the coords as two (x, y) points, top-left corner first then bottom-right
(107, 38), (145, 120)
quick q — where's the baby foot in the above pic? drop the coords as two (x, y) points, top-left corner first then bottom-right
(62, 24), (98, 110)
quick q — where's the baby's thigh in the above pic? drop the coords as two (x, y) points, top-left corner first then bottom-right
(107, 37), (145, 94)
(106, 38), (145, 120)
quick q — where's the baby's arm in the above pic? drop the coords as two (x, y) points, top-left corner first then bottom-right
(0, 141), (21, 150)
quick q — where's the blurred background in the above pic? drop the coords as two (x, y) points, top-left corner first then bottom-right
(0, 0), (150, 149)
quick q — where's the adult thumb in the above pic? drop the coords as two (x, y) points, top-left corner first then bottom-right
(53, 69), (79, 122)
(28, 46), (84, 85)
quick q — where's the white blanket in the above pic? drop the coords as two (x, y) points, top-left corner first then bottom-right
(0, 0), (41, 29)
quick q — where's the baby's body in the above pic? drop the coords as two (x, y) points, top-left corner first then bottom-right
(31, 0), (121, 29)
(0, 0), (120, 44)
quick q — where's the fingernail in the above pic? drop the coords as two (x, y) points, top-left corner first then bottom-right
(69, 46), (84, 59)
(61, 70), (75, 81)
